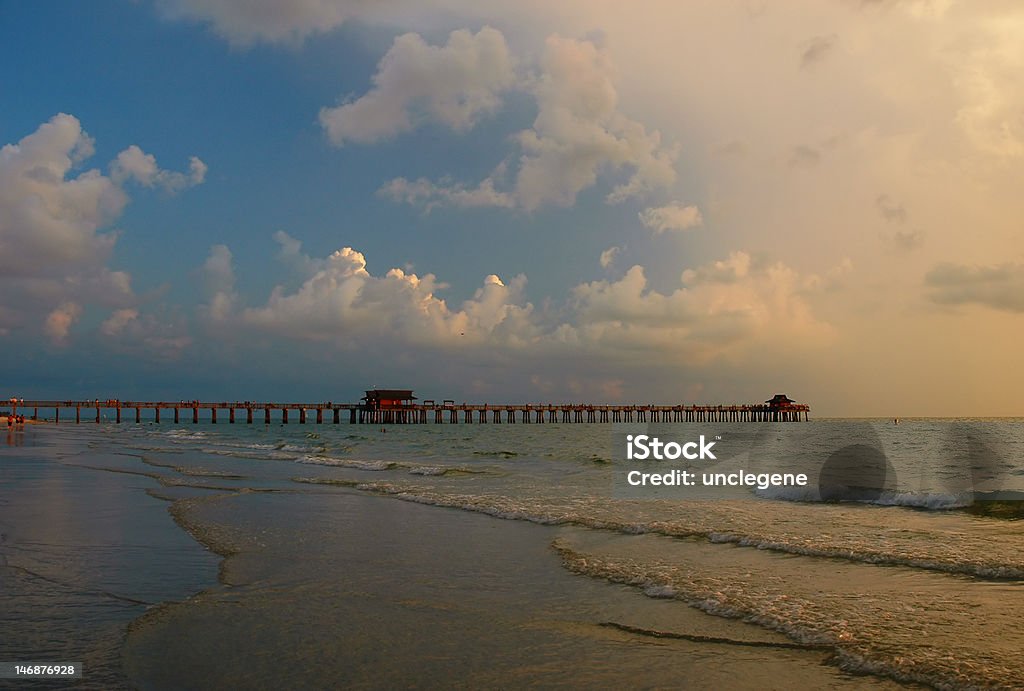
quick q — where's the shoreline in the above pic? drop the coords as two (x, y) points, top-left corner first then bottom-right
(122, 486), (895, 689)
(0, 424), (222, 688)
(6, 420), (1024, 688)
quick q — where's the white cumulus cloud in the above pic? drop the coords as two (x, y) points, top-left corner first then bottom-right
(320, 27), (516, 146)
(236, 245), (536, 349)
(205, 238), (833, 373)
(514, 35), (678, 209)
(44, 302), (82, 347)
(273, 230), (327, 278)
(569, 251), (834, 363)
(369, 32), (679, 212)
(378, 175), (514, 212)
(157, 0), (380, 46)
(111, 145), (207, 193)
(0, 113), (124, 276)
(100, 308), (140, 337)
(638, 203), (703, 233)
(599, 246), (621, 269)
(0, 114), (203, 349)
(199, 244), (238, 323)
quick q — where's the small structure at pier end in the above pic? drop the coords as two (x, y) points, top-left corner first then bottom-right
(765, 393), (803, 422)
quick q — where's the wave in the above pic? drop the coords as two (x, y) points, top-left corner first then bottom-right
(408, 466), (449, 476)
(161, 430), (207, 441)
(297, 454), (484, 477)
(199, 448), (300, 461)
(142, 431), (323, 460)
(868, 491), (970, 510)
(472, 450), (519, 458)
(125, 446), (185, 454)
(758, 485), (1024, 519)
(756, 485), (972, 510)
(554, 540), (1021, 690)
(276, 443), (317, 453)
(148, 428), (324, 455)
(298, 480), (1024, 580)
(704, 533), (1024, 579)
(299, 455), (397, 471)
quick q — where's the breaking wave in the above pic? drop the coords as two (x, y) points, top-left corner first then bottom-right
(291, 479), (1024, 580)
(553, 540), (1022, 690)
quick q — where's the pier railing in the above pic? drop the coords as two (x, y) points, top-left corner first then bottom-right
(7, 400), (809, 424)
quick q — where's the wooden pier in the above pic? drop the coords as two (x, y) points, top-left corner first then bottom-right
(6, 397), (809, 425)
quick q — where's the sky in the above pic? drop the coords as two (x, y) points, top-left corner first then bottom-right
(1, 0), (1022, 416)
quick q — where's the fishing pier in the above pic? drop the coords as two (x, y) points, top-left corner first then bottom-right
(8, 392), (809, 424)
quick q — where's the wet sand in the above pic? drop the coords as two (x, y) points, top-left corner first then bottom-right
(122, 488), (906, 689)
(0, 426), (220, 689)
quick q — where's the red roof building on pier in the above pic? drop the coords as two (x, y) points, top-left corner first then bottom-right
(765, 393), (797, 409)
(362, 389), (416, 411)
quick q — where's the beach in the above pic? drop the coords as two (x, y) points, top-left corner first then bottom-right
(2, 419), (1024, 688)
(7, 2), (1024, 688)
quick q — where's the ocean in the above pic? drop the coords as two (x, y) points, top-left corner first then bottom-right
(2, 417), (1023, 689)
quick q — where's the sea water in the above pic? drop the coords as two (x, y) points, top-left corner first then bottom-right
(2, 418), (1023, 688)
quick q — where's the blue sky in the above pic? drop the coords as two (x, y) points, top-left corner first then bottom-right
(2, 1), (1023, 415)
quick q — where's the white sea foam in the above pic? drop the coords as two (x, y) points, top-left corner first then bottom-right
(298, 454), (479, 477)
(163, 429), (207, 441)
(408, 466), (448, 476)
(641, 584), (677, 598)
(755, 484), (971, 510)
(278, 443), (314, 453)
(200, 448), (300, 461)
(299, 455), (396, 471)
(320, 481), (1024, 580)
(553, 539), (1024, 690)
(868, 491), (969, 510)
